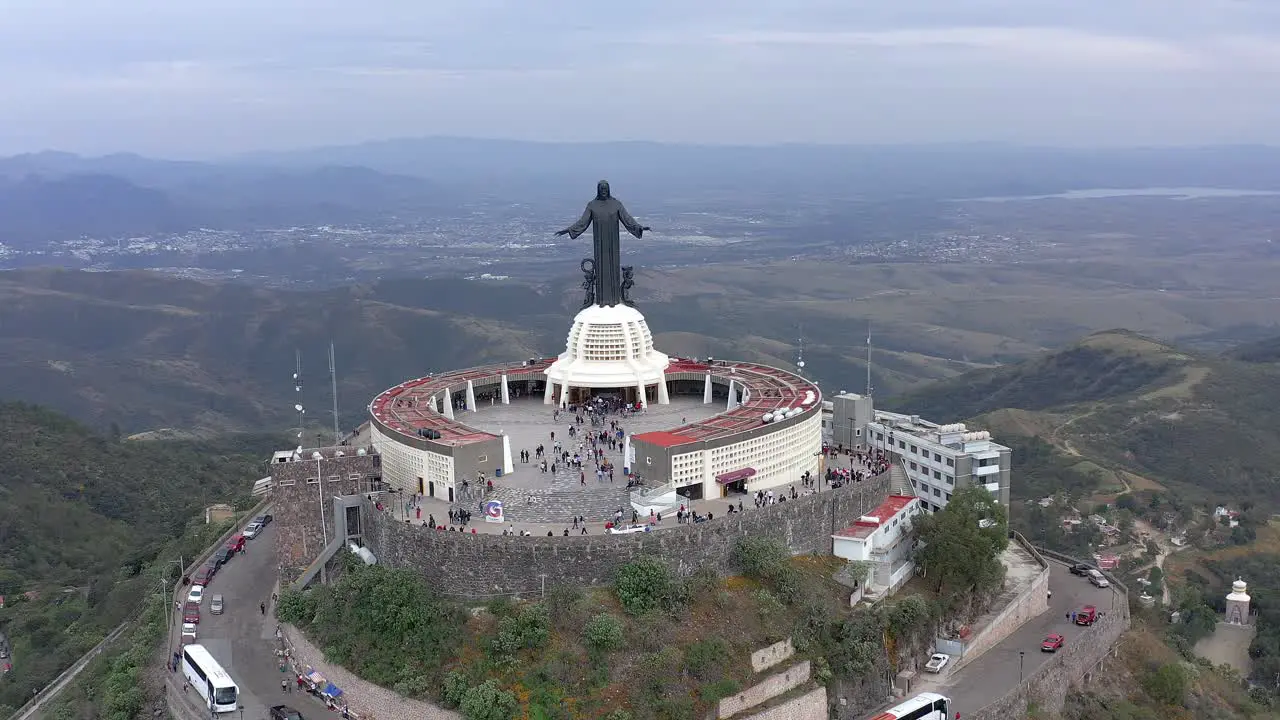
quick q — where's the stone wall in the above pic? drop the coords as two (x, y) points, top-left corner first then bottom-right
(738, 687), (828, 720)
(752, 639), (796, 673)
(969, 607), (1127, 719)
(947, 534), (1051, 674)
(968, 547), (1131, 720)
(274, 451), (382, 582)
(362, 472), (892, 598)
(719, 661), (811, 720)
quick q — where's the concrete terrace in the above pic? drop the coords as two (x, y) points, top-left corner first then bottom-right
(451, 396), (721, 523)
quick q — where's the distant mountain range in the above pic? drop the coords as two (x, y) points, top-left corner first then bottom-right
(0, 151), (447, 248)
(6, 141), (1280, 245)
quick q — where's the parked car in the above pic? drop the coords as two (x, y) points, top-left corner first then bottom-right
(270, 705), (304, 720)
(255, 514), (274, 527)
(1041, 633), (1065, 652)
(243, 522), (262, 539)
(186, 585), (204, 604)
(214, 547), (236, 565)
(182, 602), (201, 624)
(210, 594), (224, 615)
(193, 566), (215, 586)
(181, 622), (198, 644)
(1069, 563), (1095, 576)
(1075, 605), (1097, 626)
(1087, 569), (1110, 588)
(924, 653), (950, 673)
(227, 535), (246, 552)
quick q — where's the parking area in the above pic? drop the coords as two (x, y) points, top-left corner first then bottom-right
(914, 560), (1123, 716)
(168, 518), (329, 719)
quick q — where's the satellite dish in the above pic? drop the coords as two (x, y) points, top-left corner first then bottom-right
(294, 404), (304, 412)
(292, 373), (298, 380)
(296, 432), (303, 438)
(797, 361), (806, 368)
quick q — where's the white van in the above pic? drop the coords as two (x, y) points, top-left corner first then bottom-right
(1087, 569), (1110, 588)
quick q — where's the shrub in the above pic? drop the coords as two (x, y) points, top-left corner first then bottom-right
(275, 588), (315, 625)
(1142, 663), (1190, 706)
(733, 538), (802, 603)
(492, 602), (551, 658)
(582, 613), (625, 654)
(442, 670), (471, 707)
(459, 680), (519, 720)
(614, 556), (685, 615)
(699, 679), (741, 704)
(684, 638), (730, 680)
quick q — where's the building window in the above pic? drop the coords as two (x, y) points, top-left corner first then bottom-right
(876, 433), (884, 441)
(932, 487), (941, 497)
(933, 470), (942, 480)
(278, 477), (296, 487)
(945, 475), (954, 485)
(934, 453), (942, 462)
(476, 455), (488, 464)
(910, 461), (918, 471)
(945, 492), (952, 501)
(899, 440), (906, 449)
(946, 458), (954, 467)
(910, 445), (917, 454)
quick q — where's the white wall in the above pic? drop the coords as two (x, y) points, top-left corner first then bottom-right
(371, 426), (455, 497)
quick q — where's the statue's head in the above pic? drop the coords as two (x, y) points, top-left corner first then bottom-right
(596, 180), (611, 200)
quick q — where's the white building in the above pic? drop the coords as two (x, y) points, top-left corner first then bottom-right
(865, 411), (1011, 511)
(832, 494), (923, 597)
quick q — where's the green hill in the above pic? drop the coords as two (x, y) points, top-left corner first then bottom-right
(888, 330), (1280, 504)
(0, 402), (271, 714)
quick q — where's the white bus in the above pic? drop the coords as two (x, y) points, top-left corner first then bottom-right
(868, 692), (951, 720)
(181, 644), (239, 713)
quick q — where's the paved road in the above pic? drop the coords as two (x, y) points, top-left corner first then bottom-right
(914, 561), (1122, 717)
(168, 522), (321, 720)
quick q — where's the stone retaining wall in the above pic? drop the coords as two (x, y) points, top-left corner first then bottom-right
(364, 473), (892, 599)
(968, 547), (1131, 720)
(752, 639), (796, 673)
(946, 533), (1051, 674)
(719, 661), (811, 719)
(738, 687), (828, 720)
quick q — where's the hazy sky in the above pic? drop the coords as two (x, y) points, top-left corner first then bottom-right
(3, 0), (1280, 157)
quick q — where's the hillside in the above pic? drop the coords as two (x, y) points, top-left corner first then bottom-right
(0, 402), (273, 715)
(0, 269), (561, 433)
(889, 330), (1280, 503)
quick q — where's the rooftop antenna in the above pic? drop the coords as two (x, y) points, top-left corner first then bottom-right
(293, 350), (305, 440)
(329, 341), (341, 445)
(865, 321), (873, 398)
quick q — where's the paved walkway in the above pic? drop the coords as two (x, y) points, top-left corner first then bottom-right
(281, 624), (459, 720)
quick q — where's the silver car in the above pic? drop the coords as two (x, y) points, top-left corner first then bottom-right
(210, 594), (224, 615)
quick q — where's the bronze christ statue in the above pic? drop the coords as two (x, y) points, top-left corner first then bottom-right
(556, 180), (649, 307)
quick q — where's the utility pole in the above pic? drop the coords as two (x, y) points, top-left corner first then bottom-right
(329, 342), (341, 445)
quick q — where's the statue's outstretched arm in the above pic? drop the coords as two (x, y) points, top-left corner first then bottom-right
(557, 207), (593, 238)
(617, 203), (647, 239)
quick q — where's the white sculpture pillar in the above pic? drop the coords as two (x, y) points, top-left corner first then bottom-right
(428, 394), (438, 413)
(636, 379), (648, 409)
(703, 372), (713, 404)
(560, 383), (571, 408)
(443, 387), (455, 420)
(500, 374), (511, 404)
(465, 379), (477, 412)
(657, 375), (670, 405)
(501, 433), (515, 476)
(726, 379), (739, 410)
(623, 434), (632, 474)
(543, 380), (555, 405)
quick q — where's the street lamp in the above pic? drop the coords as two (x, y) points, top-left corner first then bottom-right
(238, 705), (245, 720)
(1019, 650), (1025, 683)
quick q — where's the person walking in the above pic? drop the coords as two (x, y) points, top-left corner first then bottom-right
(260, 601), (267, 615)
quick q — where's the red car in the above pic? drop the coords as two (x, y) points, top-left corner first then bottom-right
(1041, 633), (1065, 652)
(193, 566), (215, 586)
(227, 535), (246, 552)
(182, 602), (201, 624)
(1075, 605), (1097, 626)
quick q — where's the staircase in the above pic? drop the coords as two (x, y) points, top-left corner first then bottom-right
(889, 455), (913, 496)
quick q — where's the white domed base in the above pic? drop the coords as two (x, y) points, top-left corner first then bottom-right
(543, 304), (670, 406)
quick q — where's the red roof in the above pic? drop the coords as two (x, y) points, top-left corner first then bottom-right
(833, 495), (919, 539)
(632, 431), (697, 448)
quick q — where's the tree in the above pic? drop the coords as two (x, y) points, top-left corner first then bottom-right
(614, 556), (684, 615)
(915, 485), (1009, 613)
(1141, 663), (1189, 705)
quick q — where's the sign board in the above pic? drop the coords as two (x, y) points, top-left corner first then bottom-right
(484, 500), (505, 523)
